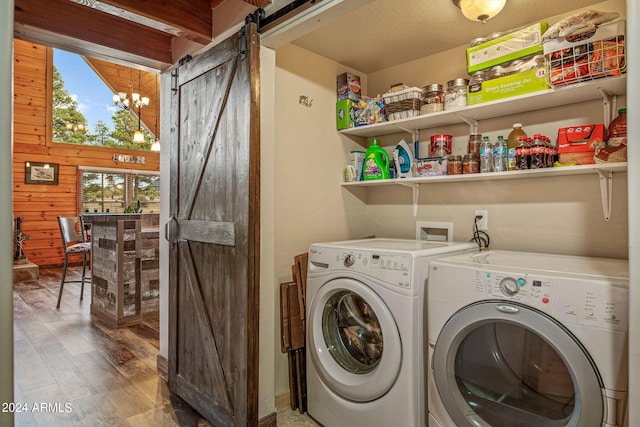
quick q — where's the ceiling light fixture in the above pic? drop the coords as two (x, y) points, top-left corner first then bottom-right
(452, 0), (506, 23)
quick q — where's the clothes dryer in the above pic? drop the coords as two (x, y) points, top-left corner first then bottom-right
(427, 250), (629, 427)
(306, 238), (477, 427)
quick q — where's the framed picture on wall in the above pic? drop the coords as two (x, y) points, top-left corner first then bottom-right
(25, 162), (59, 185)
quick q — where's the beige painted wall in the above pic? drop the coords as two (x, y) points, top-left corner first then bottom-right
(272, 0), (629, 396)
(273, 44), (370, 394)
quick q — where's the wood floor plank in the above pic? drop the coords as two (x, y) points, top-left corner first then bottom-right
(12, 266), (225, 426)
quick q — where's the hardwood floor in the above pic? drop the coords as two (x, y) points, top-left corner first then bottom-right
(13, 266), (213, 427)
(13, 266), (317, 427)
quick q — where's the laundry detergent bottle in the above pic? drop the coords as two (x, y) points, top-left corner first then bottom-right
(362, 138), (391, 180)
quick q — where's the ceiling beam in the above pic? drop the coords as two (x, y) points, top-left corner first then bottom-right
(14, 0), (173, 66)
(80, 0), (213, 45)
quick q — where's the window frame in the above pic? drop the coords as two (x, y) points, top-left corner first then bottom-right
(77, 166), (160, 215)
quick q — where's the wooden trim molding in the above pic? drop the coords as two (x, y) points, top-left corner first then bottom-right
(257, 412), (277, 427)
(156, 353), (168, 381)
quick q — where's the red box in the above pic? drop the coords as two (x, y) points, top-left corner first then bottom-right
(557, 124), (605, 153)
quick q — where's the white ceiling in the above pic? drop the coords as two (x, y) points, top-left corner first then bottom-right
(290, 0), (606, 74)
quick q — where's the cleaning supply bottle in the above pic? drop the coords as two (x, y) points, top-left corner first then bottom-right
(362, 138), (391, 180)
(507, 123), (527, 171)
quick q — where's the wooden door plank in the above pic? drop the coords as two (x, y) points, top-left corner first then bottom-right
(177, 219), (235, 246)
(179, 240), (233, 413)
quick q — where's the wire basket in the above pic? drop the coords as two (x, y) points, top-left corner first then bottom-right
(544, 20), (626, 87)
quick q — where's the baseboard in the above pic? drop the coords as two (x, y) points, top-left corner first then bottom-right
(275, 392), (290, 411)
(156, 353), (168, 381)
(258, 412), (277, 427)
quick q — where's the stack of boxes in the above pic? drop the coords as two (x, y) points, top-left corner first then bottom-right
(336, 72), (361, 129)
(466, 22), (549, 106)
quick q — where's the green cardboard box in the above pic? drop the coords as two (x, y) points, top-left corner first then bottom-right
(467, 22), (548, 74)
(466, 67), (549, 106)
(336, 99), (359, 129)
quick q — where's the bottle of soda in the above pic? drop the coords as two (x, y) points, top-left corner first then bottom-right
(515, 136), (530, 170)
(480, 136), (493, 173)
(530, 134), (544, 169)
(607, 108), (627, 146)
(493, 135), (507, 172)
(507, 123), (527, 171)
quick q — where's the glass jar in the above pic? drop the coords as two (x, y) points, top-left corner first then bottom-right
(447, 155), (463, 175)
(444, 78), (469, 110)
(468, 71), (486, 94)
(462, 154), (480, 174)
(468, 133), (482, 155)
(421, 84), (444, 114)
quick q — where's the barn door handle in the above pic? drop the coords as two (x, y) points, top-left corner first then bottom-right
(165, 214), (178, 246)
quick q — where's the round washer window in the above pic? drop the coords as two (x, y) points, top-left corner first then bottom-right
(322, 290), (383, 374)
(307, 278), (402, 402)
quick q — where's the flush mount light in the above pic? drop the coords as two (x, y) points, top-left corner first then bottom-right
(452, 0), (506, 23)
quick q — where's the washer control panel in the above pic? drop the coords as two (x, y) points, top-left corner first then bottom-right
(334, 251), (412, 289)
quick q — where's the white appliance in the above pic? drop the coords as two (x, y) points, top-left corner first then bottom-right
(427, 250), (629, 427)
(306, 238), (477, 427)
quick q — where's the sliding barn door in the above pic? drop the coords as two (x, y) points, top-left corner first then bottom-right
(166, 23), (260, 426)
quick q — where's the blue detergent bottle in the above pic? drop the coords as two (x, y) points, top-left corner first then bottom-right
(362, 138), (391, 180)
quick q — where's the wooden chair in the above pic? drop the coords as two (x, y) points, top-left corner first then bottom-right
(56, 216), (91, 309)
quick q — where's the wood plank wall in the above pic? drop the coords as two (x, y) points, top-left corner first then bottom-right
(12, 39), (160, 267)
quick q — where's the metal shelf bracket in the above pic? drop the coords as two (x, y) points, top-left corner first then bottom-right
(598, 87), (617, 127)
(395, 181), (420, 218)
(456, 114), (479, 135)
(595, 169), (613, 221)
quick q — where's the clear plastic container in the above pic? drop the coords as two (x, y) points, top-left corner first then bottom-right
(607, 108), (627, 146)
(468, 133), (482, 155)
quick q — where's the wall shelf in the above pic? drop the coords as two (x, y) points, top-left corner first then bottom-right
(342, 163), (627, 220)
(340, 76), (627, 138)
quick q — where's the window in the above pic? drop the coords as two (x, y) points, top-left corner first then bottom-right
(52, 48), (158, 151)
(80, 168), (160, 214)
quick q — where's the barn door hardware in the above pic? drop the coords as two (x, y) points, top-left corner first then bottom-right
(171, 55), (193, 93)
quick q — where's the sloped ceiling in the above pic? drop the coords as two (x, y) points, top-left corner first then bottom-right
(85, 58), (160, 138)
(13, 0), (273, 140)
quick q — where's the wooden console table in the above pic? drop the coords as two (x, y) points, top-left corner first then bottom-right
(83, 213), (159, 328)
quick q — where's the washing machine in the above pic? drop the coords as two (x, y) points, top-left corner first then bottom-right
(306, 238), (477, 427)
(427, 250), (629, 427)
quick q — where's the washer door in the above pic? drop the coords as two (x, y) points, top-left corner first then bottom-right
(433, 301), (604, 427)
(308, 277), (402, 402)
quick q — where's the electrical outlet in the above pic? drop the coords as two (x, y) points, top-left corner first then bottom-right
(475, 210), (488, 231)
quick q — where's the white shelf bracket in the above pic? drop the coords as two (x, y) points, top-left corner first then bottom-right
(456, 114), (478, 134)
(595, 169), (613, 221)
(598, 87), (617, 126)
(395, 181), (420, 218)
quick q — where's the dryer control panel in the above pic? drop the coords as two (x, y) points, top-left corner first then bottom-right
(474, 269), (628, 332)
(475, 270), (556, 308)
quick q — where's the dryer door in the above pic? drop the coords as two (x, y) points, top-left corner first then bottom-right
(308, 278), (402, 402)
(432, 301), (604, 427)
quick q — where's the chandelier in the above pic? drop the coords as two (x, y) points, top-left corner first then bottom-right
(112, 69), (149, 143)
(65, 122), (89, 133)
